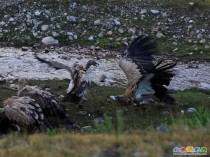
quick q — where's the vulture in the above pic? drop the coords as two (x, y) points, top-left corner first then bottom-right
(110, 35), (176, 105)
(17, 78), (80, 129)
(34, 55), (98, 105)
(0, 96), (51, 133)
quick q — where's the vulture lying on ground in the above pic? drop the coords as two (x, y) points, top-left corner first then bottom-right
(0, 96), (52, 133)
(110, 35), (176, 106)
(17, 78), (80, 129)
(34, 55), (98, 106)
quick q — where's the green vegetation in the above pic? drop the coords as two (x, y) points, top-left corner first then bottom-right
(0, 80), (210, 156)
(1, 80), (210, 130)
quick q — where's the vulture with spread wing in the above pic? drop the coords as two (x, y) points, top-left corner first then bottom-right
(17, 78), (80, 129)
(0, 96), (51, 133)
(34, 55), (98, 105)
(110, 35), (176, 105)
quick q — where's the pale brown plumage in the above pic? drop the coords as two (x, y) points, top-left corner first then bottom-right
(34, 55), (98, 104)
(1, 96), (51, 131)
(17, 78), (79, 128)
(111, 35), (176, 105)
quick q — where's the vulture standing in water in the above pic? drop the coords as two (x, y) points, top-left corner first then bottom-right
(0, 96), (51, 133)
(17, 78), (80, 129)
(110, 35), (176, 105)
(34, 55), (98, 105)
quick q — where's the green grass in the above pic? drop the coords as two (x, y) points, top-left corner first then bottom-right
(0, 127), (209, 157)
(0, 80), (210, 130)
(0, 80), (210, 156)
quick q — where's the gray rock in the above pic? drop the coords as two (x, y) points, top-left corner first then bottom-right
(41, 25), (48, 31)
(187, 25), (193, 29)
(67, 32), (74, 36)
(88, 35), (94, 41)
(78, 111), (88, 115)
(189, 20), (194, 23)
(42, 36), (59, 45)
(21, 46), (28, 51)
(197, 33), (203, 39)
(44, 10), (51, 16)
(94, 117), (105, 124)
(32, 32), (38, 37)
(67, 15), (77, 22)
(81, 18), (86, 22)
(9, 84), (18, 90)
(94, 19), (101, 25)
(156, 124), (168, 133)
(90, 46), (95, 50)
(128, 28), (136, 34)
(34, 10), (41, 16)
(150, 9), (160, 14)
(199, 39), (206, 44)
(187, 108), (197, 114)
(140, 9), (147, 14)
(95, 46), (100, 50)
(114, 19), (121, 25)
(52, 31), (59, 37)
(98, 31), (104, 38)
(118, 28), (124, 34)
(156, 32), (165, 38)
(107, 31), (112, 35)
(8, 17), (15, 22)
(0, 21), (6, 26)
(200, 82), (210, 89)
(70, 2), (77, 9)
(73, 34), (78, 40)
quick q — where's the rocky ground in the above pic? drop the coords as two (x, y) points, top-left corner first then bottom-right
(0, 47), (210, 91)
(0, 0), (210, 60)
(0, 0), (210, 90)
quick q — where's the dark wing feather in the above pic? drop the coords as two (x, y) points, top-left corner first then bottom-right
(120, 35), (176, 104)
(63, 80), (89, 104)
(125, 35), (157, 62)
(34, 55), (74, 80)
(20, 86), (77, 126)
(76, 81), (89, 97)
(119, 35), (158, 85)
(150, 62), (176, 104)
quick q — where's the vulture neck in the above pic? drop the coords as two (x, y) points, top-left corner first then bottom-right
(17, 78), (26, 96)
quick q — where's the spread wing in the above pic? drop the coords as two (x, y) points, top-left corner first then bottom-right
(34, 54), (74, 80)
(119, 35), (176, 104)
(134, 61), (176, 104)
(119, 35), (157, 84)
(3, 96), (45, 126)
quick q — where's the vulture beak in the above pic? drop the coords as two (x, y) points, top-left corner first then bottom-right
(94, 61), (99, 67)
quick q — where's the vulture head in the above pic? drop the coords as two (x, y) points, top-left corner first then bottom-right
(85, 60), (99, 70)
(18, 77), (26, 91)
